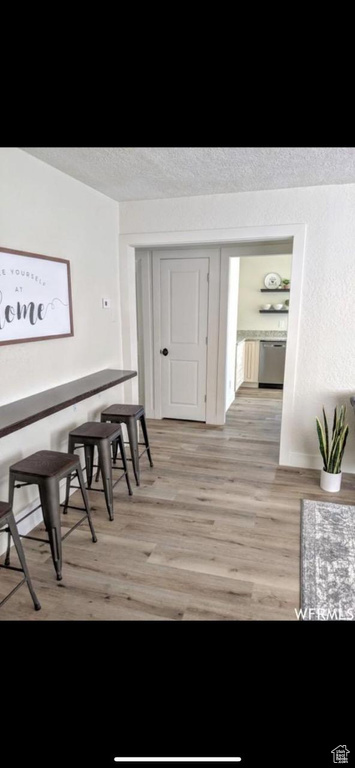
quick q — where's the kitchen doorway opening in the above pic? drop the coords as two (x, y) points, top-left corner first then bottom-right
(225, 250), (293, 461)
(226, 250), (293, 411)
(131, 223), (305, 467)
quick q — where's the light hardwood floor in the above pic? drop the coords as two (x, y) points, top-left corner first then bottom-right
(1, 388), (355, 620)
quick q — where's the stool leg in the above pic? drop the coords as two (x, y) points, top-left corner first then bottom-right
(84, 444), (94, 489)
(95, 443), (102, 483)
(127, 417), (140, 486)
(116, 432), (133, 496)
(76, 466), (97, 543)
(98, 439), (114, 520)
(140, 413), (154, 467)
(7, 511), (41, 611)
(63, 436), (76, 514)
(62, 472), (72, 515)
(112, 437), (119, 464)
(39, 478), (63, 581)
(5, 472), (16, 566)
(95, 416), (107, 483)
(4, 530), (11, 567)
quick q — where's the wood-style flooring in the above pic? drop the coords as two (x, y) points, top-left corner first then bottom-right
(1, 387), (355, 620)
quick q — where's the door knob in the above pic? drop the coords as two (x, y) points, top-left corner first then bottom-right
(160, 348), (169, 356)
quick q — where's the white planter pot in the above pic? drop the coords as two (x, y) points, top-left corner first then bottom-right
(320, 469), (342, 492)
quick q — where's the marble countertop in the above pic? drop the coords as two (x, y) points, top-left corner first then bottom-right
(237, 330), (287, 343)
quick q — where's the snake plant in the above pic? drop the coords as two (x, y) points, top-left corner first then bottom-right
(316, 405), (349, 474)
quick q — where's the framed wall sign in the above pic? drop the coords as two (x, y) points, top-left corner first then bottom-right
(0, 246), (74, 346)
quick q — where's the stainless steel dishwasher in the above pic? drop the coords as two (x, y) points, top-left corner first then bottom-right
(259, 340), (286, 388)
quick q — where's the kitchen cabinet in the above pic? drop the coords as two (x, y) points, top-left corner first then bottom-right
(243, 340), (260, 386)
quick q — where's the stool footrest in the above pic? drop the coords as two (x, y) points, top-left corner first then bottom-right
(19, 533), (48, 544)
(20, 500), (93, 546)
(0, 563), (24, 573)
(126, 448), (148, 461)
(15, 504), (42, 527)
(60, 503), (86, 512)
(0, 577), (26, 608)
(89, 472), (127, 492)
(61, 514), (89, 541)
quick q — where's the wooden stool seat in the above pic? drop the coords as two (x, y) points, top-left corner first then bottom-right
(10, 450), (79, 479)
(101, 404), (145, 419)
(69, 422), (122, 440)
(0, 499), (41, 611)
(100, 403), (153, 486)
(8, 450), (97, 581)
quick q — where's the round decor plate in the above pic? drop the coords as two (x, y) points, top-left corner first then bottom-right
(264, 272), (282, 289)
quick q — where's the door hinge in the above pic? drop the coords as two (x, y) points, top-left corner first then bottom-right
(207, 273), (210, 282)
(206, 336), (208, 345)
(204, 394), (207, 402)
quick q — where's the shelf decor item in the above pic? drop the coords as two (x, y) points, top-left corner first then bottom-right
(0, 245), (73, 346)
(272, 303), (284, 310)
(261, 303), (271, 310)
(316, 405), (349, 492)
(264, 272), (282, 289)
(282, 278), (290, 290)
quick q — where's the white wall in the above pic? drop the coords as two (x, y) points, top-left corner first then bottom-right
(225, 256), (240, 409)
(0, 149), (123, 550)
(238, 254), (291, 331)
(119, 183), (355, 473)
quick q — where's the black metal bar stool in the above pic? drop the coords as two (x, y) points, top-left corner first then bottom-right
(65, 421), (133, 522)
(8, 450), (97, 581)
(0, 501), (41, 610)
(99, 404), (153, 486)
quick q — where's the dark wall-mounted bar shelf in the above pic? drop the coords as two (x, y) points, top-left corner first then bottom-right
(259, 310), (288, 313)
(0, 369), (137, 439)
(260, 288), (290, 292)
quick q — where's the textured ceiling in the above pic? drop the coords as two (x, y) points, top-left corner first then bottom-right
(20, 147), (355, 202)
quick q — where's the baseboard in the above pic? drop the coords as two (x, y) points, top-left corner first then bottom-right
(288, 452), (355, 475)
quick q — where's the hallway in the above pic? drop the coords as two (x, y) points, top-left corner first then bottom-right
(2, 388), (355, 620)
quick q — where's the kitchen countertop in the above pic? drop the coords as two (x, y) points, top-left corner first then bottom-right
(237, 330), (287, 344)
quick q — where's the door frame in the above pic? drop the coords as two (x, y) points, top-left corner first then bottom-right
(152, 249), (214, 420)
(120, 222), (306, 465)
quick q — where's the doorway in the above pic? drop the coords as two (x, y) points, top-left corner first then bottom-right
(230, 251), (292, 402)
(130, 223), (305, 465)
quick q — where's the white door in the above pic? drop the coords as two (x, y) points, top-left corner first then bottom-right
(159, 256), (209, 420)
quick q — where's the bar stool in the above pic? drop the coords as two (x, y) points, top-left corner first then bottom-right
(0, 501), (41, 610)
(99, 405), (153, 486)
(8, 450), (97, 581)
(65, 421), (133, 522)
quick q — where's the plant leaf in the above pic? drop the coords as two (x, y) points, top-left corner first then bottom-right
(334, 424), (349, 474)
(322, 407), (329, 465)
(316, 417), (327, 469)
(332, 406), (337, 439)
(329, 433), (341, 473)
